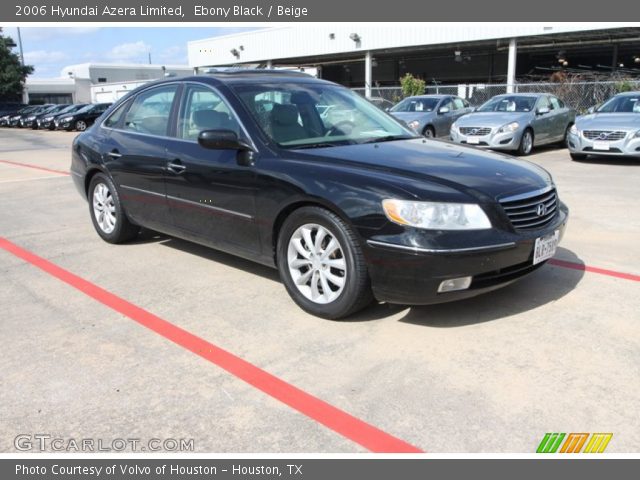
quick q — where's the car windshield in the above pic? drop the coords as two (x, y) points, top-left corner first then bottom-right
(56, 104), (83, 115)
(232, 82), (417, 148)
(75, 104), (96, 114)
(477, 96), (537, 113)
(390, 97), (440, 113)
(597, 95), (640, 113)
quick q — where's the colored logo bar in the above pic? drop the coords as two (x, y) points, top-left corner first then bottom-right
(537, 433), (612, 453)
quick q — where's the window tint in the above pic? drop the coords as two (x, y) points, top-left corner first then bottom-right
(178, 85), (241, 140)
(453, 98), (466, 110)
(537, 96), (552, 110)
(103, 101), (129, 128)
(124, 86), (177, 136)
(549, 97), (562, 110)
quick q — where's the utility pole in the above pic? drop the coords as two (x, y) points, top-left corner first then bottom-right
(17, 27), (28, 104)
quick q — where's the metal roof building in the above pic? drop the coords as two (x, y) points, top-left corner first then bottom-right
(188, 24), (640, 96)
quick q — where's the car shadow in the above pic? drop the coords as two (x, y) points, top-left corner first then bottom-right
(396, 246), (585, 328)
(130, 230), (585, 326)
(131, 228), (282, 282)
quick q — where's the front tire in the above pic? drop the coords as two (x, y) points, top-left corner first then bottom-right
(422, 126), (435, 138)
(277, 206), (373, 319)
(570, 152), (587, 161)
(75, 120), (87, 131)
(517, 129), (534, 156)
(88, 173), (140, 243)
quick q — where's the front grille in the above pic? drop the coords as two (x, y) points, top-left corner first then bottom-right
(460, 127), (492, 136)
(583, 130), (627, 141)
(499, 188), (558, 231)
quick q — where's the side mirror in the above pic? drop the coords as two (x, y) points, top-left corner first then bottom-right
(198, 129), (252, 151)
(587, 106), (596, 114)
(198, 129), (256, 166)
(537, 106), (550, 115)
(438, 106), (450, 114)
(385, 107), (391, 112)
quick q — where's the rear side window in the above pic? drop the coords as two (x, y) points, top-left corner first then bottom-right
(124, 86), (177, 137)
(549, 97), (561, 110)
(453, 98), (466, 110)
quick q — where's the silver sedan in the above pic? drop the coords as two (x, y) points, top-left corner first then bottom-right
(450, 93), (576, 156)
(389, 95), (473, 138)
(568, 91), (640, 160)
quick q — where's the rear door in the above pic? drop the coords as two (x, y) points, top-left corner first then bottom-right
(549, 96), (569, 141)
(532, 96), (552, 144)
(102, 84), (179, 229)
(433, 97), (456, 137)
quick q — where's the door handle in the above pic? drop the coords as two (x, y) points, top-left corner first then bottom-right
(167, 159), (186, 174)
(106, 149), (122, 159)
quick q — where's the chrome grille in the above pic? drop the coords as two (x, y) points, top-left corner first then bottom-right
(499, 188), (558, 231)
(460, 127), (492, 136)
(583, 130), (627, 141)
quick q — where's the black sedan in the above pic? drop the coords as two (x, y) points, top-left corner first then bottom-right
(71, 71), (568, 319)
(29, 104), (70, 129)
(10, 104), (53, 127)
(56, 103), (111, 131)
(38, 104), (88, 130)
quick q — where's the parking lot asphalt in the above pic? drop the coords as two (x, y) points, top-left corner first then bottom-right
(1, 128), (639, 453)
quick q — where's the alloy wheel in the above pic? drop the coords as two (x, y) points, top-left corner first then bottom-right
(92, 183), (117, 234)
(287, 223), (347, 304)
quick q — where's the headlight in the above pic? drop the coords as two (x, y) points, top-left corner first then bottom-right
(570, 125), (579, 135)
(60, 117), (73, 122)
(451, 122), (459, 133)
(382, 199), (491, 230)
(407, 120), (420, 130)
(635, 129), (640, 138)
(497, 122), (519, 133)
(26, 116), (36, 121)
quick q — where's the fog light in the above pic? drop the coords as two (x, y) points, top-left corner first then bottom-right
(438, 276), (472, 293)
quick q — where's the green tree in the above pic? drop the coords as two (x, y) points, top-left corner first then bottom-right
(0, 29), (34, 102)
(400, 73), (426, 98)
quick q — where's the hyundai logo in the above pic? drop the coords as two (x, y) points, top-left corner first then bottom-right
(536, 203), (547, 217)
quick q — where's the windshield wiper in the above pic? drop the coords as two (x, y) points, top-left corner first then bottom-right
(290, 142), (343, 150)
(360, 135), (416, 144)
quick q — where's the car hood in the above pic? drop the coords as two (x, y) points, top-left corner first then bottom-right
(455, 111), (531, 127)
(294, 138), (551, 201)
(390, 111), (436, 122)
(576, 113), (640, 131)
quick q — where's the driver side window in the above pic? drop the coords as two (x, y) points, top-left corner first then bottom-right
(178, 85), (241, 141)
(124, 85), (177, 137)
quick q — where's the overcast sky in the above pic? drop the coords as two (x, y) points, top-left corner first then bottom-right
(1, 27), (259, 78)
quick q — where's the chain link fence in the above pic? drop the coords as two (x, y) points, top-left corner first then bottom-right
(354, 80), (640, 113)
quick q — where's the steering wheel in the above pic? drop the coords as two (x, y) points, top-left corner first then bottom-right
(325, 121), (356, 137)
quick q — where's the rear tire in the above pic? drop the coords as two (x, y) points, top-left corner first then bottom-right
(517, 129), (534, 156)
(88, 173), (140, 244)
(570, 153), (587, 161)
(277, 206), (373, 319)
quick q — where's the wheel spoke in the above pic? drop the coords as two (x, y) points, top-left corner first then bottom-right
(314, 226), (328, 252)
(319, 271), (333, 302)
(301, 227), (315, 255)
(292, 238), (311, 259)
(290, 258), (311, 269)
(320, 238), (339, 260)
(295, 268), (313, 286)
(310, 271), (321, 300)
(325, 257), (346, 270)
(325, 270), (345, 288)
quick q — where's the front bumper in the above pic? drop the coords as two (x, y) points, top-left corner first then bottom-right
(364, 204), (568, 305)
(568, 131), (640, 157)
(451, 127), (522, 151)
(56, 119), (74, 130)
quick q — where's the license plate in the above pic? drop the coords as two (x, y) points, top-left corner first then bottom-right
(533, 230), (559, 265)
(467, 137), (480, 144)
(593, 141), (610, 151)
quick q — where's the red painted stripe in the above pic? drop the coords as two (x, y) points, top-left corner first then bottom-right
(549, 258), (640, 282)
(0, 159), (69, 176)
(0, 236), (423, 453)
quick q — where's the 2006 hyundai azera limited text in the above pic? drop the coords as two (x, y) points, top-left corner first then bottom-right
(71, 71), (568, 319)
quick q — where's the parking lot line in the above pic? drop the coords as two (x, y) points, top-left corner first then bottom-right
(0, 159), (69, 176)
(549, 259), (640, 282)
(0, 236), (423, 454)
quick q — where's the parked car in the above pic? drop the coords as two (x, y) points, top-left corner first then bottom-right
(56, 103), (111, 131)
(1, 105), (32, 126)
(567, 91), (640, 160)
(389, 94), (473, 138)
(0, 102), (27, 118)
(29, 104), (70, 129)
(11, 105), (53, 128)
(71, 71), (568, 319)
(38, 104), (88, 130)
(450, 93), (576, 155)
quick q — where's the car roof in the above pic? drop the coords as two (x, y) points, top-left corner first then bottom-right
(614, 91), (640, 96)
(404, 94), (448, 100)
(493, 93), (543, 98)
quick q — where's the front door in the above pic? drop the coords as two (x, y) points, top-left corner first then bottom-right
(164, 83), (260, 255)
